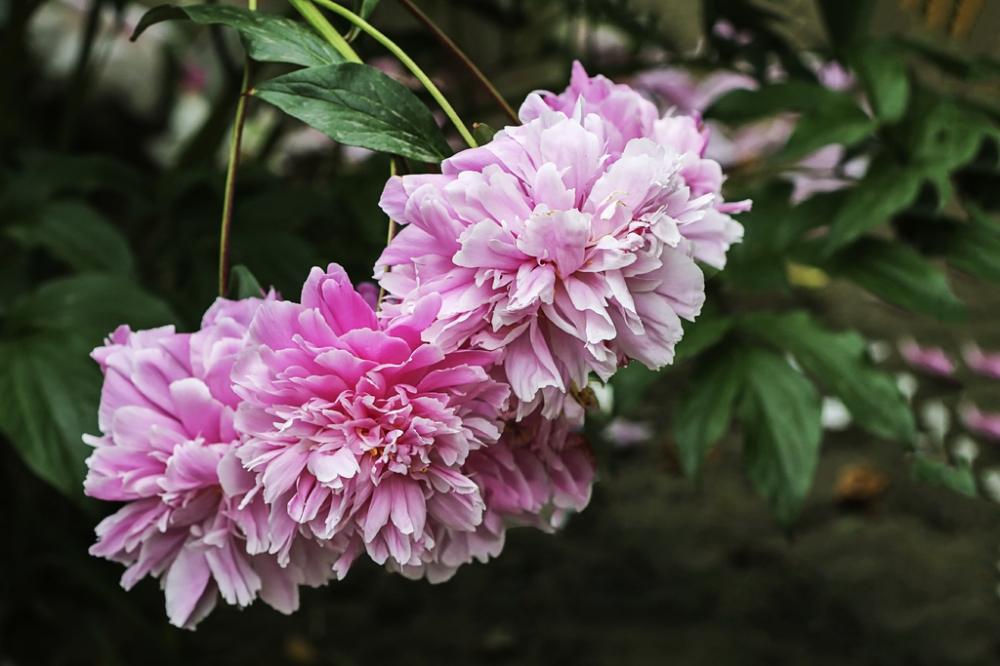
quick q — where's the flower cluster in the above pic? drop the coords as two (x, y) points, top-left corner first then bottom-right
(84, 63), (747, 628)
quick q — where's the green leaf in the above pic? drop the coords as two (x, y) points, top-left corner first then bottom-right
(705, 81), (850, 125)
(947, 205), (1000, 283)
(908, 98), (997, 174)
(821, 237), (966, 321)
(227, 264), (265, 300)
(823, 156), (924, 251)
(674, 346), (743, 481)
(774, 103), (876, 164)
(0, 334), (101, 498)
(816, 0), (875, 49)
(0, 154), (146, 207)
(739, 310), (914, 443)
(911, 456), (977, 498)
(131, 4), (345, 67)
(356, 0), (380, 19)
(6, 202), (134, 276)
(3, 274), (179, 343)
(473, 123), (497, 145)
(852, 40), (909, 122)
(738, 347), (822, 526)
(0, 276), (179, 498)
(675, 316), (733, 362)
(254, 62), (453, 163)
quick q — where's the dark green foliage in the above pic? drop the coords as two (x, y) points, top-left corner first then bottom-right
(738, 347), (822, 526)
(820, 237), (967, 321)
(673, 344), (742, 481)
(255, 63), (454, 163)
(739, 311), (914, 443)
(132, 4), (346, 67)
(911, 455), (977, 498)
(0, 275), (177, 498)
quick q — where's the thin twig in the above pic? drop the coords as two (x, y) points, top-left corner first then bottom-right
(218, 64), (252, 297)
(395, 0), (519, 125)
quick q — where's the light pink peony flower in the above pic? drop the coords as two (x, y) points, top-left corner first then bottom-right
(393, 409), (596, 582)
(84, 296), (337, 629)
(963, 343), (1000, 380)
(231, 264), (510, 578)
(521, 61), (748, 270)
(898, 338), (956, 379)
(376, 104), (711, 418)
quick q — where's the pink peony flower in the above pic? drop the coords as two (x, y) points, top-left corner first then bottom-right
(898, 338), (956, 379)
(393, 409), (596, 582)
(84, 295), (337, 629)
(521, 61), (748, 270)
(231, 264), (510, 578)
(963, 343), (1000, 380)
(960, 403), (1000, 442)
(376, 104), (711, 419)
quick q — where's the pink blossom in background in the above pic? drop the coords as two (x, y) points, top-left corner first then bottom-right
(603, 417), (654, 448)
(636, 58), (867, 204)
(522, 61), (748, 269)
(898, 338), (957, 379)
(960, 403), (1000, 442)
(84, 295), (337, 629)
(231, 264), (510, 579)
(963, 343), (1000, 380)
(376, 104), (711, 420)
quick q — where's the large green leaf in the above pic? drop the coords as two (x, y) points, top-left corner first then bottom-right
(823, 156), (924, 251)
(0, 334), (101, 498)
(740, 311), (914, 443)
(907, 96), (998, 172)
(947, 205), (1000, 283)
(5, 202), (134, 276)
(0, 276), (179, 499)
(3, 274), (180, 343)
(131, 4), (345, 67)
(673, 346), (743, 481)
(254, 62), (453, 163)
(821, 237), (966, 321)
(852, 40), (909, 122)
(738, 347), (822, 526)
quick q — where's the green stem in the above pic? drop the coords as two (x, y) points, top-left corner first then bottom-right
(288, 0), (362, 63)
(377, 158), (400, 312)
(394, 0), (519, 125)
(310, 0), (477, 148)
(218, 63), (252, 297)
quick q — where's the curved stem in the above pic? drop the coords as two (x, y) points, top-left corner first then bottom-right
(310, 0), (477, 148)
(289, 0), (362, 63)
(394, 0), (519, 125)
(218, 63), (252, 297)
(219, 0), (258, 297)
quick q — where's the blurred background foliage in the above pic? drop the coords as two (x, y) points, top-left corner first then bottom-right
(4, 0), (1000, 663)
